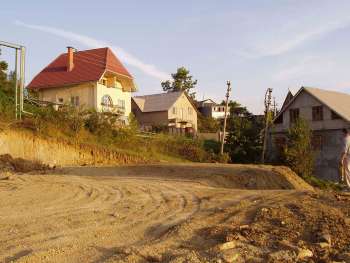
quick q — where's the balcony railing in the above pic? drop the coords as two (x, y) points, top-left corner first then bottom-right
(101, 103), (125, 114)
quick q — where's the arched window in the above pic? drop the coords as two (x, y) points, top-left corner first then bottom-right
(101, 95), (113, 111)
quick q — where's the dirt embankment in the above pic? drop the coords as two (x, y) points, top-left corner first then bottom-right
(0, 129), (148, 167)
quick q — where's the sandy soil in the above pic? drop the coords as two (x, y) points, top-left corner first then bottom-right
(0, 163), (349, 263)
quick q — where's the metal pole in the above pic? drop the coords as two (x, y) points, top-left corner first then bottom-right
(220, 81), (231, 155)
(19, 47), (25, 120)
(261, 88), (272, 163)
(14, 49), (19, 119)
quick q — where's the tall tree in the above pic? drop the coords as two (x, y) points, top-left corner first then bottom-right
(225, 102), (263, 163)
(161, 67), (197, 99)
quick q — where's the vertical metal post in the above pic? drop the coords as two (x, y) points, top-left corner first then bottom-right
(14, 49), (19, 119)
(220, 81), (231, 155)
(261, 88), (272, 163)
(19, 47), (25, 120)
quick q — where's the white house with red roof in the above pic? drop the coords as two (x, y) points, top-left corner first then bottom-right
(27, 47), (137, 121)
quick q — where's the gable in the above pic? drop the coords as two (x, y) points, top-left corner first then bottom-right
(132, 92), (182, 112)
(274, 87), (350, 123)
(171, 93), (197, 113)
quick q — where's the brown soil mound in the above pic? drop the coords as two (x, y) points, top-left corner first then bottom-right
(0, 154), (51, 173)
(201, 191), (350, 262)
(63, 163), (313, 191)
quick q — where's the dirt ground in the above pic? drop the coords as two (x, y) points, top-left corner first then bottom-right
(0, 163), (349, 263)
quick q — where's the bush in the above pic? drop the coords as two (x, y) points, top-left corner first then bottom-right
(284, 118), (315, 178)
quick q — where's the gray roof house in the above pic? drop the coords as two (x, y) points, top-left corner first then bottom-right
(268, 87), (350, 181)
(132, 91), (198, 133)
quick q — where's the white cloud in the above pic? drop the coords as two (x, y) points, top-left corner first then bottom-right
(14, 20), (170, 80)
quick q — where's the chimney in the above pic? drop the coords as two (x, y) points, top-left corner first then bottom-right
(67, 46), (75, 72)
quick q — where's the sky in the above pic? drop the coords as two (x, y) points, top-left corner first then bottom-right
(1, 0), (350, 113)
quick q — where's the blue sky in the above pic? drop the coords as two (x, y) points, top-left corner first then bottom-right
(1, 0), (350, 113)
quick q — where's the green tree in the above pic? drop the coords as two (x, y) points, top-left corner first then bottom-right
(161, 67), (197, 99)
(284, 118), (315, 178)
(225, 102), (263, 163)
(198, 114), (220, 133)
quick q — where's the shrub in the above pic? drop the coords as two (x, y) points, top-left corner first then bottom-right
(284, 118), (315, 178)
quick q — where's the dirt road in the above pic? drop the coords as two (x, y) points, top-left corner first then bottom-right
(0, 164), (349, 262)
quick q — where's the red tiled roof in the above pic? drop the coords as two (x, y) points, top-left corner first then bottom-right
(27, 47), (133, 90)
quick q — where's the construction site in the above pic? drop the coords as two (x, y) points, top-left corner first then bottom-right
(2, 2), (350, 261)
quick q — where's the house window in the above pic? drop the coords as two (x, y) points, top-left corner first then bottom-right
(100, 78), (107, 86)
(101, 95), (113, 111)
(117, 99), (125, 109)
(331, 110), (341, 120)
(312, 106), (323, 121)
(312, 135), (323, 150)
(58, 98), (64, 103)
(188, 107), (193, 115)
(289, 108), (299, 123)
(172, 107), (177, 115)
(70, 96), (80, 106)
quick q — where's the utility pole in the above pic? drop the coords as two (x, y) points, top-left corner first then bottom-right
(272, 97), (278, 118)
(261, 88), (272, 163)
(220, 80), (231, 155)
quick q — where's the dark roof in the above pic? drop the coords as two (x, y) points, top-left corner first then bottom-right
(27, 47), (133, 90)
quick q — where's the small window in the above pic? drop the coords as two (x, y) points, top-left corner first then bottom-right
(312, 106), (323, 121)
(58, 98), (64, 103)
(331, 110), (341, 120)
(172, 107), (177, 115)
(188, 107), (193, 115)
(70, 96), (79, 106)
(100, 78), (107, 86)
(290, 108), (299, 123)
(117, 99), (125, 109)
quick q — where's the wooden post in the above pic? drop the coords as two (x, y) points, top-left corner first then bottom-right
(220, 81), (231, 155)
(261, 88), (272, 163)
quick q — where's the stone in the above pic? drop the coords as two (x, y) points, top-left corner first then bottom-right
(297, 248), (313, 260)
(261, 208), (269, 213)
(239, 224), (250, 230)
(318, 242), (330, 249)
(217, 241), (238, 251)
(319, 233), (332, 245)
